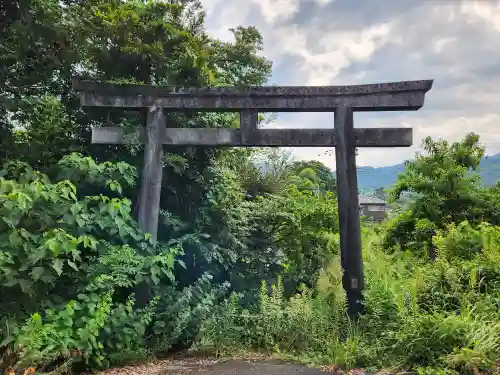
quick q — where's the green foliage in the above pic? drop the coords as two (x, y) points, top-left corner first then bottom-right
(252, 186), (339, 294)
(0, 0), (78, 102)
(174, 150), (340, 302)
(6, 294), (113, 371)
(197, 276), (346, 358)
(152, 274), (230, 352)
(8, 96), (82, 173)
(4, 293), (158, 371)
(209, 26), (272, 86)
(236, 149), (296, 198)
(291, 160), (336, 194)
(0, 148), (341, 372)
(0, 154), (181, 372)
(75, 0), (211, 86)
(201, 223), (500, 374)
(384, 133), (500, 255)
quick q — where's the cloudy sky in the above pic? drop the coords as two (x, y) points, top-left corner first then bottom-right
(200, 0), (500, 168)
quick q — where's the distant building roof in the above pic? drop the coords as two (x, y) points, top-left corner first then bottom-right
(359, 195), (386, 205)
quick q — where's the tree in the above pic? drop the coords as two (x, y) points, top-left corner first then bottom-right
(0, 0), (81, 164)
(0, 0), (274, 265)
(291, 160), (336, 194)
(383, 133), (500, 256)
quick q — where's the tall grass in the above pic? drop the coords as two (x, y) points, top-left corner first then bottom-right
(197, 223), (500, 374)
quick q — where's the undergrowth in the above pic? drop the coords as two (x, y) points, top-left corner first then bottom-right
(198, 225), (500, 375)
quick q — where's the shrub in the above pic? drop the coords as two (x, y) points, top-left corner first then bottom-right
(0, 154), (181, 372)
(152, 274), (230, 353)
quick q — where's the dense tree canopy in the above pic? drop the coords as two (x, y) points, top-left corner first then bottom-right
(291, 160), (337, 194)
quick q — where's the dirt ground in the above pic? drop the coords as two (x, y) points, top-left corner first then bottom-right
(90, 357), (394, 375)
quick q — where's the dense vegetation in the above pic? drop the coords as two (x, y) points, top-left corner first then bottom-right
(1, 1), (500, 375)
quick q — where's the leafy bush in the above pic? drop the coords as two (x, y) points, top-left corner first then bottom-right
(0, 154), (181, 372)
(367, 224), (500, 373)
(152, 273), (230, 352)
(180, 156), (340, 302)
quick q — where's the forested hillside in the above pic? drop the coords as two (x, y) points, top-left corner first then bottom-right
(2, 1), (500, 375)
(357, 152), (500, 192)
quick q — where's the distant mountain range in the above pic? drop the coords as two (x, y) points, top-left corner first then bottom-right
(355, 153), (500, 192)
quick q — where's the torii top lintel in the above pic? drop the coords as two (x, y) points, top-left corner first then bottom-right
(71, 78), (433, 112)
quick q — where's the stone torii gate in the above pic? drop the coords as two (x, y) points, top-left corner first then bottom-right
(72, 78), (433, 317)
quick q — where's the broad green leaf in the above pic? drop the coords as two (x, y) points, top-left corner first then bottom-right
(150, 264), (160, 285)
(8, 231), (22, 246)
(17, 278), (33, 293)
(67, 260), (79, 271)
(30, 249), (47, 264)
(52, 259), (64, 276)
(46, 238), (61, 256)
(3, 216), (18, 228)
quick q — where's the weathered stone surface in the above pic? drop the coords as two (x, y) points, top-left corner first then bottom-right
(77, 91), (428, 111)
(91, 127), (413, 147)
(164, 128), (237, 146)
(73, 78), (432, 96)
(91, 127), (137, 144)
(353, 127), (412, 146)
(73, 79), (433, 112)
(335, 107), (364, 318)
(240, 109), (259, 144)
(137, 106), (165, 243)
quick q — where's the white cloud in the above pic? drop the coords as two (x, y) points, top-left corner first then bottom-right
(305, 23), (391, 85)
(432, 37), (456, 54)
(461, 1), (500, 32)
(202, 0), (255, 41)
(199, 0), (500, 167)
(315, 0), (334, 6)
(251, 0), (300, 23)
(261, 21), (391, 86)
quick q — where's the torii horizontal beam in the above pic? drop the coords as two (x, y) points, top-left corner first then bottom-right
(72, 78), (433, 112)
(92, 126), (412, 147)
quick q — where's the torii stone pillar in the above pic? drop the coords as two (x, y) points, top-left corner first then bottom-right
(72, 78), (433, 317)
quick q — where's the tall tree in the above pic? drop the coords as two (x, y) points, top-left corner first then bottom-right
(0, 0), (81, 164)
